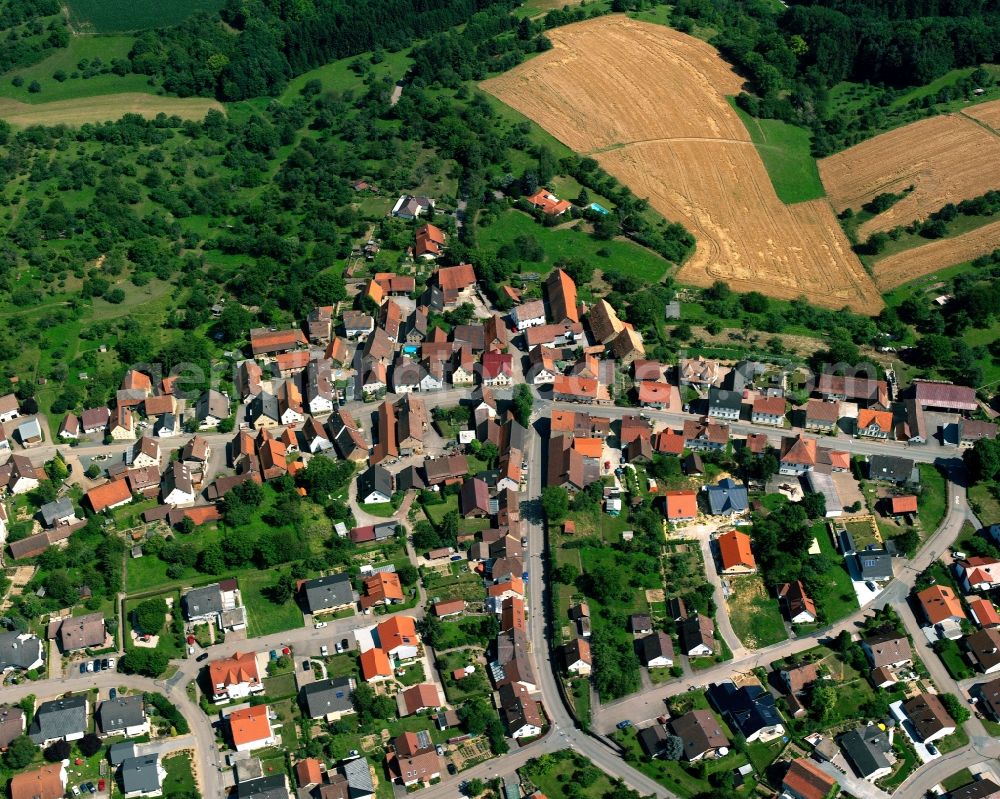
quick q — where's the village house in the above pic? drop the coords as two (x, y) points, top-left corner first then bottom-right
(678, 615), (715, 657)
(857, 408), (893, 439)
(109, 406), (136, 440)
(228, 704), (276, 752)
(526, 187), (572, 216)
(804, 399), (840, 433)
(917, 584), (966, 638)
(751, 396), (786, 426)
(716, 530), (756, 574)
(196, 389), (230, 429)
(209, 651), (263, 702)
(250, 327), (308, 357)
(85, 478), (132, 513)
(778, 581), (817, 624)
(512, 299), (546, 332)
(544, 268), (579, 324)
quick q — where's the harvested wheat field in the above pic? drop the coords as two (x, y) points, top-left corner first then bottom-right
(819, 111), (1000, 240)
(481, 15), (883, 314)
(965, 99), (1000, 134)
(873, 219), (1000, 289)
(0, 93), (224, 127)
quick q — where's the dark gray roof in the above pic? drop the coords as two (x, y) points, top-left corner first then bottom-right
(705, 478), (749, 515)
(303, 573), (354, 613)
(40, 498), (74, 526)
(120, 754), (161, 795)
(0, 632), (42, 670)
(706, 681), (782, 738)
(98, 695), (146, 734)
(358, 466), (393, 502)
(949, 779), (1000, 799)
(197, 389), (230, 421)
(839, 726), (891, 778)
(301, 677), (355, 719)
(868, 454), (917, 484)
(708, 387), (742, 412)
(342, 756), (375, 796)
(637, 724), (670, 758)
(248, 391), (280, 424)
(237, 774), (289, 799)
(109, 742), (137, 765)
(183, 584), (224, 619)
(29, 696), (88, 743)
(854, 547), (892, 580)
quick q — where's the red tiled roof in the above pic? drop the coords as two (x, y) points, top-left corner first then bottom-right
(717, 530), (755, 570)
(86, 479), (132, 512)
(665, 490), (697, 520)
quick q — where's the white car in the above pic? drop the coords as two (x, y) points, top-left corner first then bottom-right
(320, 645), (329, 656)
(85, 661), (94, 673)
(72, 787), (81, 796)
(335, 643), (343, 654)
(107, 657), (116, 670)
(314, 622), (327, 629)
(187, 646), (195, 655)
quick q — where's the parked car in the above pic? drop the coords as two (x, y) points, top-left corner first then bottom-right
(447, 763), (457, 776)
(616, 720), (632, 730)
(436, 745), (444, 756)
(92, 659), (102, 672)
(196, 653), (208, 662)
(335, 643), (343, 654)
(450, 554), (463, 561)
(320, 645), (328, 656)
(341, 639), (349, 650)
(72, 786), (81, 797)
(269, 650), (278, 660)
(98, 780), (105, 792)
(187, 646), (195, 655)
(314, 622), (328, 629)
(109, 688), (117, 700)
(79, 663), (87, 674)
(282, 647), (291, 656)
(100, 659), (109, 670)
(107, 657), (115, 670)
(927, 743), (938, 755)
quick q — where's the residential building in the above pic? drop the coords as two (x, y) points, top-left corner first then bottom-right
(862, 632), (912, 669)
(435, 263), (477, 306)
(682, 419), (728, 451)
(902, 693), (955, 743)
(0, 393), (19, 422)
(375, 616), (420, 660)
(119, 754), (166, 798)
(968, 597), (1000, 629)
(228, 704), (276, 752)
(637, 632), (674, 668)
(782, 758), (837, 799)
(704, 478), (749, 516)
(958, 557), (1000, 593)
(669, 710), (730, 761)
(857, 409), (893, 439)
(868, 454), (918, 484)
(361, 573), (404, 609)
(562, 638), (592, 676)
(360, 648), (393, 683)
(707, 388), (742, 421)
(779, 662), (819, 696)
(751, 396), (786, 426)
(816, 374), (888, 408)
(300, 677), (356, 721)
(526, 187), (572, 216)
(804, 399), (840, 432)
(98, 695), (149, 738)
(497, 682), (543, 738)
(949, 780), (1000, 799)
(706, 681), (785, 742)
(386, 731), (441, 786)
(415, 223), (446, 260)
(209, 651), (263, 702)
(0, 632), (43, 673)
(460, 477), (491, 517)
(85, 478), (132, 513)
(56, 612), (106, 652)
(302, 573), (355, 615)
(544, 268), (579, 324)
(513, 300), (546, 331)
(236, 775), (290, 799)
(917, 584), (966, 637)
(664, 490), (698, 523)
(161, 461), (195, 507)
(966, 628), (1000, 673)
(0, 706), (25, 750)
(358, 465), (393, 505)
(9, 763), (67, 799)
(397, 684), (443, 717)
(678, 615), (715, 656)
(250, 327), (308, 357)
(196, 389), (230, 428)
(779, 434), (817, 475)
(778, 581), (817, 624)
(716, 530), (755, 574)
(29, 696), (88, 745)
(839, 726), (894, 781)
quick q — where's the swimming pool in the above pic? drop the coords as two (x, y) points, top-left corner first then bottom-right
(403, 345), (418, 355)
(589, 202), (610, 215)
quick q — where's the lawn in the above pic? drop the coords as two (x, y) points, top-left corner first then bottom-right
(726, 575), (787, 649)
(521, 750), (620, 799)
(915, 464), (948, 533)
(281, 49), (412, 101)
(970, 482), (1000, 524)
(934, 638), (975, 680)
(570, 678), (591, 728)
(732, 103), (825, 204)
(424, 494), (459, 527)
(942, 768), (975, 792)
(878, 737), (919, 791)
(65, 0), (225, 31)
(422, 565), (485, 603)
(241, 569), (306, 638)
(162, 752), (197, 797)
(478, 208), (672, 283)
(263, 673), (298, 700)
(810, 522), (860, 624)
(613, 728), (755, 799)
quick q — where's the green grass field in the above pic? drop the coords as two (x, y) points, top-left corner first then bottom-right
(918, 464), (947, 532)
(732, 102), (825, 204)
(280, 49), (412, 102)
(241, 569), (306, 637)
(811, 522), (860, 624)
(726, 575), (787, 648)
(479, 208), (672, 282)
(66, 0), (225, 32)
